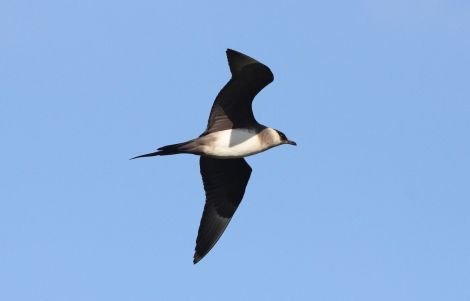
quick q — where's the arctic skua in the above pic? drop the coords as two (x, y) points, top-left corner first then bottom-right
(132, 49), (296, 264)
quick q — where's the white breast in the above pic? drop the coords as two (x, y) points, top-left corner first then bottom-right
(201, 129), (268, 158)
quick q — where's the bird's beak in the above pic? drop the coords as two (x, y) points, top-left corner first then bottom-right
(286, 140), (297, 146)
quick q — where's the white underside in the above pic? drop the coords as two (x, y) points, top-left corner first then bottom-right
(201, 129), (272, 158)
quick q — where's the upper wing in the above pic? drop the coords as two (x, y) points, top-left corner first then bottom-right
(194, 157), (252, 263)
(203, 49), (274, 134)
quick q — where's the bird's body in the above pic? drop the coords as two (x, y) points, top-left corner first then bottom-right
(166, 127), (283, 159)
(202, 127), (282, 158)
(201, 128), (265, 158)
(132, 49), (295, 263)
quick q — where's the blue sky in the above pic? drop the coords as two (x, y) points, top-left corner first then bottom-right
(1, 0), (469, 300)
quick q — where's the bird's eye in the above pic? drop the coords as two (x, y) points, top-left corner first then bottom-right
(276, 131), (286, 140)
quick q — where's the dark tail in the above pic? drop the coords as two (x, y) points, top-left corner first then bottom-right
(130, 140), (194, 160)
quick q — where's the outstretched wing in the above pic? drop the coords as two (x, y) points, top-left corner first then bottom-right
(194, 157), (252, 263)
(203, 49), (274, 134)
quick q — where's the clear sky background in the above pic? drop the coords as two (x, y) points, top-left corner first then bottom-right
(1, 0), (469, 300)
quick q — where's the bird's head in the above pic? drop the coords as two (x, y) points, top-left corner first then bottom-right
(273, 129), (297, 146)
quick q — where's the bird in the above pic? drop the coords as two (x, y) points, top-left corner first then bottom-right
(132, 49), (296, 264)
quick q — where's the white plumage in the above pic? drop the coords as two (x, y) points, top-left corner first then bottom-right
(200, 128), (282, 158)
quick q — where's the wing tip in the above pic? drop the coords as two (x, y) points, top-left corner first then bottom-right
(225, 48), (258, 75)
(193, 253), (203, 264)
(226, 48), (242, 57)
(224, 48), (273, 84)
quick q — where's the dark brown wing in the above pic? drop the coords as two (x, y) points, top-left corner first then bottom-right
(193, 157), (252, 263)
(203, 49), (274, 134)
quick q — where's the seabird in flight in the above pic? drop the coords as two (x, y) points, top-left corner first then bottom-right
(132, 49), (296, 263)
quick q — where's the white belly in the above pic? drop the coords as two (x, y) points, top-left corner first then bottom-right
(201, 129), (267, 158)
